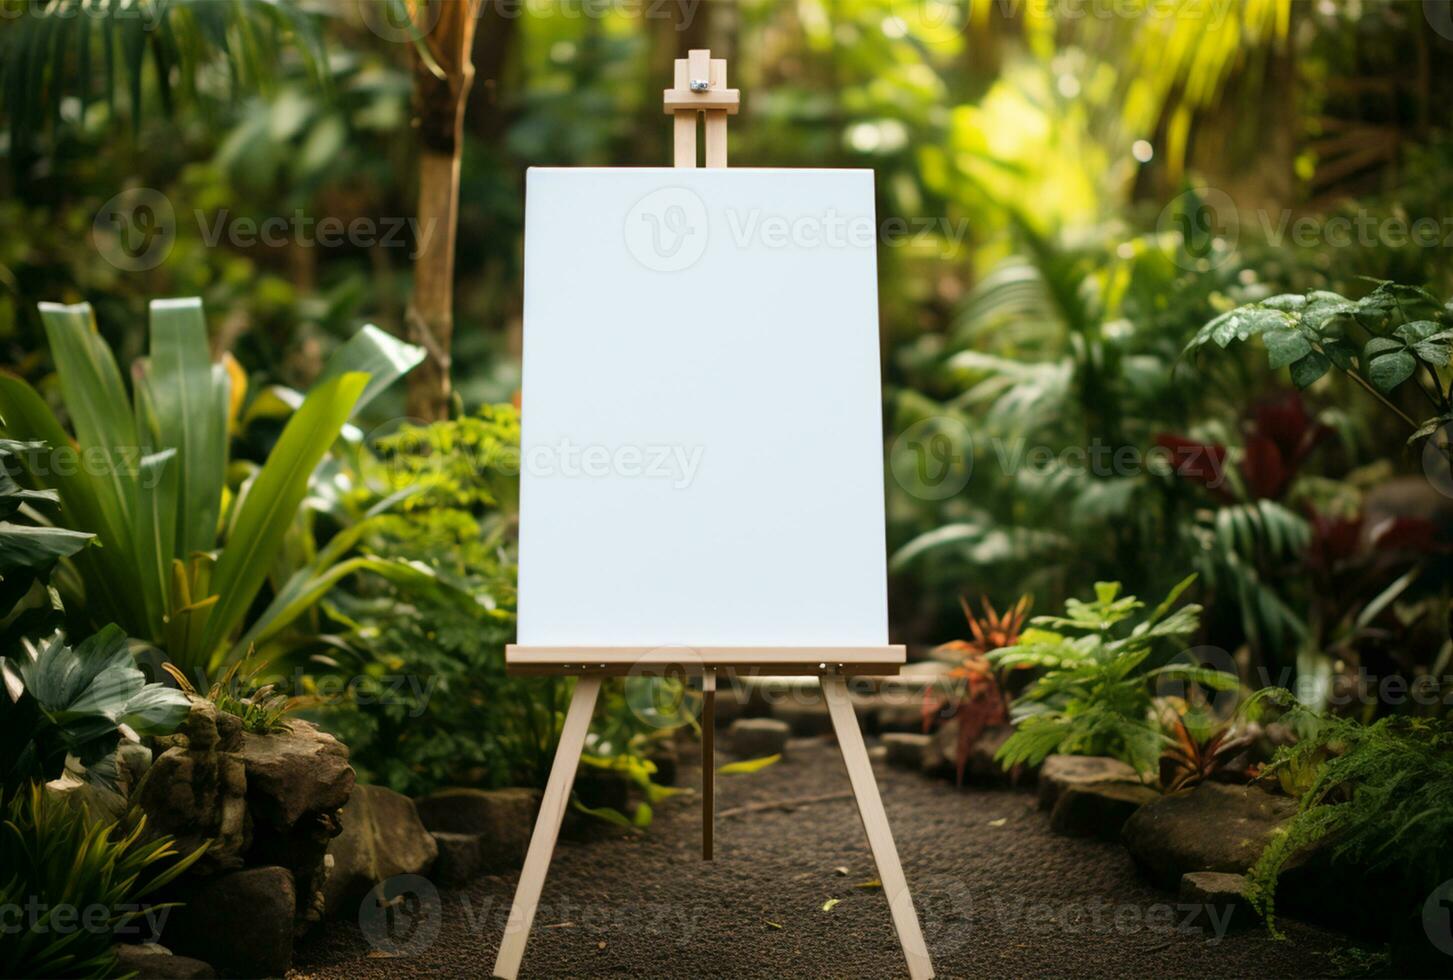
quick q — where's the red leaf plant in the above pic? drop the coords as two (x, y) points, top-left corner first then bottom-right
(1158, 713), (1257, 793)
(1155, 390), (1332, 502)
(923, 595), (1030, 786)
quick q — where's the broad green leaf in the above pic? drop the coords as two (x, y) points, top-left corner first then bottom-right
(1145, 664), (1241, 691)
(38, 303), (139, 539)
(117, 683), (191, 735)
(1322, 339), (1357, 371)
(0, 522), (93, 573)
(1367, 349), (1417, 393)
(131, 449), (177, 641)
(1263, 328), (1311, 369)
(888, 523), (984, 572)
(1288, 351), (1331, 389)
(0, 373), (130, 627)
(148, 299), (229, 559)
(227, 555), (475, 665)
(1394, 320), (1441, 343)
(1412, 339), (1451, 366)
(717, 754), (781, 775)
(1363, 336), (1404, 360)
(198, 372), (368, 669)
(316, 324), (425, 419)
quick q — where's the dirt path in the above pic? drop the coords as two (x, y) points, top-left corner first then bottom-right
(293, 737), (1353, 979)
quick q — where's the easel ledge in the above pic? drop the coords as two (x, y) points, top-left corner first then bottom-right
(505, 644), (906, 676)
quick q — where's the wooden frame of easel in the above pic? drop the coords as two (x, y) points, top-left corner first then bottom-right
(491, 51), (935, 980)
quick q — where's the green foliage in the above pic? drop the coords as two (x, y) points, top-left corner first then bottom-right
(0, 299), (424, 675)
(311, 406), (556, 795)
(987, 576), (1236, 774)
(1243, 689), (1453, 937)
(0, 437), (93, 640)
(0, 625), (190, 800)
(0, 782), (207, 980)
(0, 0), (328, 157)
(887, 223), (1258, 642)
(1186, 279), (1453, 444)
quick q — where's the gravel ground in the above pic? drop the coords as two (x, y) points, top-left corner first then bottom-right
(293, 736), (1354, 979)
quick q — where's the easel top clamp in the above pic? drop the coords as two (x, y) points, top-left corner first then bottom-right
(664, 48), (738, 167)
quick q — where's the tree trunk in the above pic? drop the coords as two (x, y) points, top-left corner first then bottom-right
(406, 0), (481, 422)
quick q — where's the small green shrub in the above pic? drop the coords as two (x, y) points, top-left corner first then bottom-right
(987, 575), (1238, 774)
(0, 783), (207, 979)
(311, 407), (563, 794)
(1244, 689), (1453, 937)
(312, 407), (691, 803)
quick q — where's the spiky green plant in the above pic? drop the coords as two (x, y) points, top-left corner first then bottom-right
(0, 299), (425, 676)
(0, 783), (208, 979)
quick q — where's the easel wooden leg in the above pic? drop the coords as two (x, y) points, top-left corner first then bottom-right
(493, 675), (602, 980)
(702, 668), (715, 860)
(822, 674), (935, 980)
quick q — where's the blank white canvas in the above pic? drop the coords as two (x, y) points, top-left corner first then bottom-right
(516, 168), (888, 648)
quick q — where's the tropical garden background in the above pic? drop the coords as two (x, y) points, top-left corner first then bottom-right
(1, 1), (1451, 977)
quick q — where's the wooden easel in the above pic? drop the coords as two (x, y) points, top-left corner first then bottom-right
(491, 52), (935, 980)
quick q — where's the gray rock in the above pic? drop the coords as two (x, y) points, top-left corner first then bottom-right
(1050, 781), (1158, 840)
(1037, 754), (1140, 809)
(414, 787), (540, 873)
(772, 701), (833, 737)
(1121, 782), (1296, 889)
(727, 718), (790, 758)
(238, 719), (353, 933)
(163, 867), (295, 977)
(855, 693), (923, 734)
(118, 740), (153, 789)
(964, 724), (1028, 785)
(324, 784), (438, 917)
(881, 732), (944, 775)
(1179, 871), (1255, 933)
(239, 720), (354, 828)
(432, 831), (485, 886)
(135, 699), (250, 875)
(112, 943), (216, 979)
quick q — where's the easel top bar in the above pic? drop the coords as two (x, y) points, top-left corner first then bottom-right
(663, 49), (740, 115)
